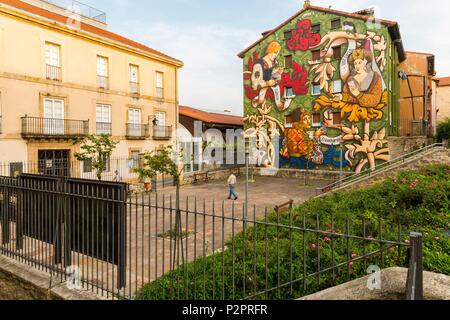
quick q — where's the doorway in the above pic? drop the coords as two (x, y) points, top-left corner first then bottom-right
(38, 150), (70, 177)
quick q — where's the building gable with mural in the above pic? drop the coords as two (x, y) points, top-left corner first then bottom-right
(239, 3), (407, 173)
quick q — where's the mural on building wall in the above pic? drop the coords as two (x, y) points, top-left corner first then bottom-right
(243, 14), (391, 172)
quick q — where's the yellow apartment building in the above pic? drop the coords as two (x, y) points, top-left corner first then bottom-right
(0, 0), (183, 179)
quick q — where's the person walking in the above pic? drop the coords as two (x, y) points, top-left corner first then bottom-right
(227, 173), (238, 200)
(112, 170), (123, 183)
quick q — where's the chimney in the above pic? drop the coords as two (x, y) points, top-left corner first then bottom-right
(354, 8), (375, 18)
(304, 0), (311, 9)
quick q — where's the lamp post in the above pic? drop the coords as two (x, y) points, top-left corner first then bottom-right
(245, 136), (249, 223)
(339, 137), (344, 185)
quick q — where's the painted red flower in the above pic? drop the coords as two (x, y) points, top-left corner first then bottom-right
(287, 19), (321, 52)
(280, 62), (309, 95)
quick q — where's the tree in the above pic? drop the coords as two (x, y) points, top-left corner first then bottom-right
(74, 134), (119, 180)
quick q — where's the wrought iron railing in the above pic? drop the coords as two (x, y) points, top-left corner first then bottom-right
(126, 123), (149, 139)
(96, 122), (112, 135)
(97, 75), (109, 89)
(130, 81), (139, 94)
(152, 125), (172, 140)
(46, 64), (61, 81)
(21, 116), (89, 138)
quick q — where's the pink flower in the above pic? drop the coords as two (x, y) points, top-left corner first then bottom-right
(309, 243), (318, 250)
(324, 237), (332, 243)
(435, 236), (441, 241)
(401, 179), (407, 184)
(351, 253), (358, 259)
(404, 240), (411, 245)
(348, 262), (354, 268)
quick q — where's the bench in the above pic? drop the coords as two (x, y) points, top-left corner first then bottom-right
(194, 172), (209, 184)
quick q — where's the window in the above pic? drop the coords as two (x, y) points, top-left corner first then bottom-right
(331, 19), (341, 30)
(45, 42), (61, 80)
(312, 50), (321, 62)
(285, 115), (293, 128)
(96, 104), (111, 135)
(129, 150), (140, 169)
(312, 83), (321, 95)
(285, 87), (295, 98)
(332, 46), (342, 60)
(331, 80), (342, 93)
(284, 30), (292, 40)
(128, 108), (141, 124)
(156, 72), (164, 98)
(333, 112), (342, 125)
(129, 64), (139, 93)
(97, 56), (109, 89)
(285, 55), (293, 69)
(312, 113), (322, 127)
(154, 111), (167, 138)
(311, 24), (321, 33)
(155, 111), (166, 126)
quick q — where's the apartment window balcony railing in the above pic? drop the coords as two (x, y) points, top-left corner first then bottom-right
(46, 65), (61, 81)
(130, 81), (139, 94)
(21, 116), (89, 139)
(97, 75), (109, 89)
(126, 123), (149, 140)
(152, 125), (172, 140)
(96, 122), (112, 136)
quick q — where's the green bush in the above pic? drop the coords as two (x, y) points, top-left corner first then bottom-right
(436, 118), (450, 142)
(136, 165), (450, 300)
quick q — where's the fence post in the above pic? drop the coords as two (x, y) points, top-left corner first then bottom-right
(406, 232), (423, 300)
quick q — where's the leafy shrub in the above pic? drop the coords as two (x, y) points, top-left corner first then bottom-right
(137, 165), (450, 300)
(436, 118), (450, 142)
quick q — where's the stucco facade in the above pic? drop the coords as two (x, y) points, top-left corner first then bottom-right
(0, 0), (182, 175)
(437, 78), (450, 122)
(239, 4), (405, 173)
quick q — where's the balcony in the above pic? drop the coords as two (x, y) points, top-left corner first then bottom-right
(97, 75), (109, 89)
(130, 81), (139, 94)
(21, 116), (89, 139)
(152, 125), (172, 140)
(96, 122), (112, 136)
(46, 65), (61, 81)
(126, 123), (149, 140)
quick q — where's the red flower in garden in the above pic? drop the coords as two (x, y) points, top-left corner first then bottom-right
(324, 237), (332, 243)
(404, 239), (411, 245)
(351, 253), (358, 259)
(287, 20), (321, 51)
(435, 236), (441, 241)
(309, 243), (318, 251)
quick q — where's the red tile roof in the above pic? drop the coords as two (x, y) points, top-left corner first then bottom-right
(0, 0), (183, 66)
(179, 105), (243, 127)
(438, 77), (450, 87)
(238, 4), (398, 58)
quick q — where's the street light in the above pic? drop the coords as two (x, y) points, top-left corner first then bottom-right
(244, 136), (249, 223)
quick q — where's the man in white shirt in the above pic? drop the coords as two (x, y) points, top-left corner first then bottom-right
(227, 174), (238, 200)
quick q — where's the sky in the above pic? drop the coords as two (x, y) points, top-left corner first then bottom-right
(80, 0), (450, 115)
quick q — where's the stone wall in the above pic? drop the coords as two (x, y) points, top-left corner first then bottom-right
(0, 256), (101, 300)
(387, 136), (433, 160)
(299, 267), (450, 300)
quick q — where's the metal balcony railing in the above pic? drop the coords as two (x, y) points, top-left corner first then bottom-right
(21, 116), (89, 139)
(96, 122), (112, 136)
(130, 81), (139, 94)
(46, 65), (61, 81)
(152, 125), (172, 140)
(47, 0), (107, 24)
(126, 123), (149, 140)
(97, 75), (109, 89)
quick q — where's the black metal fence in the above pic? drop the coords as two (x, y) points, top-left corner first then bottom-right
(0, 176), (422, 300)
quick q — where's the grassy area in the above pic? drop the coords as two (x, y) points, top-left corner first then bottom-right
(137, 165), (450, 300)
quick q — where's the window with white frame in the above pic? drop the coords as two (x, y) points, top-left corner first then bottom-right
(156, 72), (164, 98)
(130, 65), (139, 93)
(331, 80), (342, 93)
(96, 104), (111, 135)
(97, 56), (109, 88)
(45, 42), (61, 80)
(154, 111), (167, 138)
(43, 98), (64, 134)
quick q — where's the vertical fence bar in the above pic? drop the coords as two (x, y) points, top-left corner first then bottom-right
(406, 232), (423, 300)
